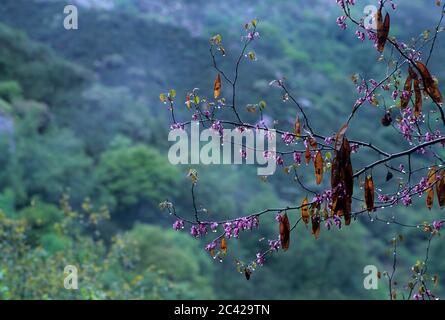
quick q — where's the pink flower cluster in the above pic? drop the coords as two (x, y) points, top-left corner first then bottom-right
(256, 252), (265, 266)
(325, 215), (342, 230)
(170, 122), (185, 130)
(173, 219), (185, 231)
(355, 30), (365, 41)
(246, 31), (260, 41)
(223, 216), (260, 239)
(398, 108), (418, 142)
(293, 151), (302, 165)
(268, 238), (281, 252)
(336, 16), (347, 30)
(205, 241), (217, 252)
(191, 223), (208, 238)
(281, 132), (294, 145)
(336, 0), (355, 9)
(433, 221), (442, 231)
(211, 121), (224, 136)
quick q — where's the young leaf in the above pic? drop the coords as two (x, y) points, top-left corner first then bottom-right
(426, 166), (437, 210)
(308, 137), (318, 149)
(244, 268), (251, 280)
(416, 62), (443, 104)
(305, 145), (311, 164)
(185, 95), (191, 109)
(311, 214), (320, 239)
(314, 150), (323, 185)
(214, 73), (221, 99)
(331, 138), (353, 225)
(334, 123), (348, 152)
(187, 169), (198, 184)
(301, 197), (310, 225)
(221, 237), (227, 256)
(401, 69), (413, 109)
(364, 175), (375, 212)
(386, 170), (394, 182)
(247, 51), (257, 61)
(259, 100), (267, 110)
(436, 170), (445, 208)
(279, 213), (291, 251)
(414, 78), (422, 117)
(376, 10), (390, 53)
(381, 111), (392, 127)
(294, 116), (301, 139)
(246, 104), (257, 113)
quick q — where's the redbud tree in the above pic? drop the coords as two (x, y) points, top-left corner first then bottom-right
(160, 0), (445, 300)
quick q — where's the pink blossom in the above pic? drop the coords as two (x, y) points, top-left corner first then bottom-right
(336, 16), (347, 30)
(293, 152), (302, 165)
(268, 239), (280, 252)
(355, 30), (365, 41)
(205, 241), (217, 252)
(256, 252), (265, 266)
(401, 193), (412, 206)
(281, 132), (294, 145)
(211, 121), (224, 136)
(334, 215), (342, 229)
(325, 218), (332, 230)
(324, 136), (334, 145)
(350, 143), (359, 153)
(210, 222), (219, 232)
(170, 123), (185, 130)
(433, 221), (442, 231)
(369, 79), (378, 88)
(224, 222), (232, 238)
(173, 219), (184, 231)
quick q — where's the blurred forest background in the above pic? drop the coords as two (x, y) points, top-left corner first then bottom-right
(0, 0), (445, 299)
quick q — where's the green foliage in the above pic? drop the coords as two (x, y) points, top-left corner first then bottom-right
(0, 24), (89, 107)
(124, 224), (214, 298)
(11, 129), (93, 205)
(96, 143), (181, 222)
(0, 80), (22, 103)
(0, 197), (214, 299)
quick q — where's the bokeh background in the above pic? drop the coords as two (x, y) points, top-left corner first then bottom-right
(0, 0), (444, 299)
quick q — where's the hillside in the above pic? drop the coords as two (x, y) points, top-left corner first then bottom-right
(0, 0), (444, 299)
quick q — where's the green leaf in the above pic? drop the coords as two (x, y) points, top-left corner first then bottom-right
(211, 34), (222, 45)
(247, 51), (257, 61)
(259, 100), (266, 109)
